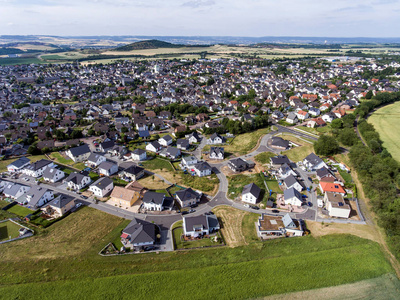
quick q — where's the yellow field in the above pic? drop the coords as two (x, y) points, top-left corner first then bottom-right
(368, 101), (400, 162)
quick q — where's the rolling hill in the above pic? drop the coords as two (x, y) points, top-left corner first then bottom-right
(113, 39), (183, 51)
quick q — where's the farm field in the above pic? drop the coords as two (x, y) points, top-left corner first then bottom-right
(368, 101), (400, 162)
(0, 205), (396, 299)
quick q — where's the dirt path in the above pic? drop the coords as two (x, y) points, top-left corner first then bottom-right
(213, 206), (247, 247)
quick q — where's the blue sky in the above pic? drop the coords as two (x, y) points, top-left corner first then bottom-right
(0, 0), (399, 36)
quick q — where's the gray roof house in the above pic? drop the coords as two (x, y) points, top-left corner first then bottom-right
(16, 186), (54, 209)
(283, 175), (303, 192)
(7, 157), (30, 172)
(66, 144), (91, 162)
(175, 188), (201, 208)
(303, 153), (328, 170)
(242, 183), (261, 204)
(183, 214), (220, 238)
(142, 191), (165, 211)
(283, 187), (303, 207)
(121, 218), (156, 249)
(3, 182), (30, 199)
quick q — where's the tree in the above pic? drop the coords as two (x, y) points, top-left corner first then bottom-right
(365, 90), (373, 99)
(330, 119), (343, 129)
(314, 135), (340, 156)
(339, 128), (358, 146)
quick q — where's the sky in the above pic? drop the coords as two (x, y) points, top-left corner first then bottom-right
(0, 0), (400, 37)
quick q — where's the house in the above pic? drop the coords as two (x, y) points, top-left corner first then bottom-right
(181, 156), (198, 168)
(296, 110), (309, 120)
(207, 133), (226, 145)
(159, 147), (181, 159)
(98, 161), (119, 176)
(323, 192), (351, 218)
(286, 112), (298, 124)
(176, 139), (190, 150)
(278, 163), (297, 179)
(7, 157), (30, 173)
(146, 141), (162, 153)
(272, 110), (284, 120)
(65, 172), (91, 191)
(192, 161), (212, 177)
(89, 177), (114, 198)
(87, 153), (106, 167)
(119, 165), (145, 181)
(283, 187), (303, 207)
(242, 183), (261, 204)
(308, 107), (320, 117)
(66, 144), (91, 162)
(3, 183), (30, 199)
(321, 112), (336, 123)
(283, 175), (303, 192)
(270, 155), (291, 168)
(270, 136), (290, 150)
(307, 117), (326, 128)
(120, 218), (156, 250)
(175, 188), (201, 208)
(257, 213), (304, 238)
(22, 159), (55, 178)
(131, 148), (147, 161)
(228, 158), (253, 173)
(108, 145), (128, 158)
(110, 186), (140, 207)
(316, 167), (336, 182)
(42, 167), (65, 183)
(158, 135), (173, 147)
(142, 191), (165, 211)
(99, 140), (115, 152)
(41, 194), (75, 217)
(209, 147), (224, 160)
(183, 214), (220, 238)
(319, 181), (346, 195)
(188, 131), (201, 144)
(303, 153), (328, 170)
(16, 186), (54, 209)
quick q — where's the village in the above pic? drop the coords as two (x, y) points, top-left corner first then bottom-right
(0, 56), (397, 252)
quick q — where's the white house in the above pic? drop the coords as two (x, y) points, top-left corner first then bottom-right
(131, 149), (147, 161)
(142, 191), (165, 211)
(183, 214), (220, 238)
(3, 183), (30, 199)
(120, 218), (156, 250)
(286, 112), (298, 124)
(98, 161), (119, 176)
(7, 157), (31, 173)
(65, 172), (91, 191)
(187, 131), (201, 144)
(283, 187), (303, 207)
(193, 162), (212, 177)
(65, 144), (91, 162)
(181, 156), (198, 168)
(209, 147), (224, 160)
(207, 133), (226, 145)
(21, 159), (55, 178)
(308, 107), (320, 117)
(87, 153), (107, 167)
(158, 135), (173, 147)
(321, 113), (336, 123)
(283, 175), (303, 192)
(324, 192), (351, 218)
(42, 167), (65, 183)
(146, 141), (162, 153)
(303, 153), (328, 171)
(16, 186), (54, 209)
(296, 110), (309, 120)
(89, 177), (114, 198)
(242, 183), (261, 205)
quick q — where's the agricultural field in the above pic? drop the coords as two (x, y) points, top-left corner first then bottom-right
(368, 101), (400, 162)
(0, 220), (23, 242)
(224, 127), (270, 155)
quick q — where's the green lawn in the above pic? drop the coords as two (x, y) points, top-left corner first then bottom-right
(227, 173), (267, 201)
(73, 162), (86, 170)
(0, 200), (10, 209)
(282, 140), (314, 162)
(265, 179), (282, 193)
(254, 151), (275, 165)
(180, 173), (219, 194)
(224, 127), (271, 155)
(172, 221), (224, 249)
(49, 152), (73, 165)
(241, 213), (260, 243)
(142, 158), (174, 172)
(337, 168), (353, 184)
(6, 205), (34, 217)
(368, 101), (400, 162)
(112, 177), (129, 187)
(0, 220), (23, 241)
(0, 234), (393, 299)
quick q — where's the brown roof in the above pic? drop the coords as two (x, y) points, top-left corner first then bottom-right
(110, 186), (138, 202)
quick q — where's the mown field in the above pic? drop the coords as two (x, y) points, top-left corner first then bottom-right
(0, 206), (395, 299)
(368, 101), (400, 162)
(224, 127), (270, 155)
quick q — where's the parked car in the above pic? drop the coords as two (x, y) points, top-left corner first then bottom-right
(272, 209), (280, 213)
(181, 211), (189, 215)
(144, 246), (156, 252)
(250, 205), (260, 210)
(75, 203), (82, 209)
(81, 195), (88, 200)
(189, 209), (195, 213)
(243, 204), (250, 208)
(190, 203), (198, 208)
(308, 201), (313, 207)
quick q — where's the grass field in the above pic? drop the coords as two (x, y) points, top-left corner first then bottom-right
(241, 212), (260, 243)
(254, 151), (275, 165)
(50, 152), (73, 165)
(0, 220), (22, 241)
(6, 205), (34, 217)
(180, 173), (219, 194)
(142, 158), (174, 172)
(224, 128), (270, 155)
(368, 101), (400, 162)
(280, 133), (315, 162)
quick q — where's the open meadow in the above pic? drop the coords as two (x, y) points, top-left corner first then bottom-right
(368, 101), (400, 162)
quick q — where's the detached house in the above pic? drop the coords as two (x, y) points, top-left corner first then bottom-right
(242, 183), (261, 204)
(110, 186), (140, 207)
(146, 141), (162, 153)
(207, 133), (226, 145)
(120, 218), (156, 250)
(87, 153), (106, 167)
(41, 194), (75, 218)
(228, 158), (253, 173)
(303, 153), (327, 171)
(119, 165), (144, 181)
(209, 147), (224, 160)
(183, 214), (220, 238)
(323, 192), (351, 219)
(286, 112), (298, 124)
(22, 159), (55, 178)
(65, 172), (91, 191)
(142, 191), (166, 211)
(98, 161), (118, 176)
(16, 186), (54, 209)
(187, 131), (201, 144)
(7, 157), (30, 173)
(42, 167), (65, 183)
(175, 188), (201, 208)
(193, 161), (212, 177)
(66, 144), (91, 162)
(284, 187), (303, 207)
(131, 149), (147, 161)
(89, 177), (114, 198)
(158, 135), (173, 147)
(3, 183), (30, 199)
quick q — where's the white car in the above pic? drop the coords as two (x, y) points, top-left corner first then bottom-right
(243, 204), (250, 208)
(75, 203), (82, 209)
